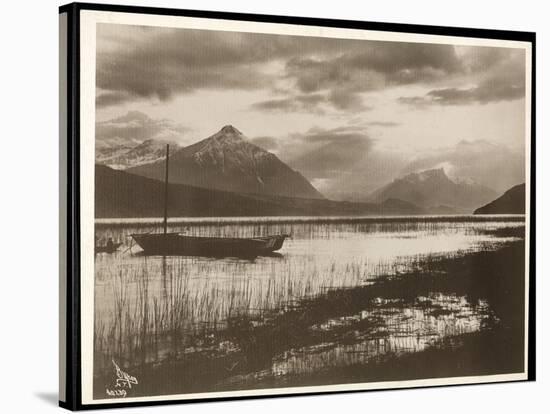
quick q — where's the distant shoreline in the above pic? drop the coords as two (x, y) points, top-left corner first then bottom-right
(95, 214), (526, 228)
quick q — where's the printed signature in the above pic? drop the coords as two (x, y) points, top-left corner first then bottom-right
(106, 359), (138, 398)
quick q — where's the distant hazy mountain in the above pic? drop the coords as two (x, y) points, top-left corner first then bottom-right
(97, 139), (178, 170)
(367, 168), (498, 212)
(127, 125), (324, 199)
(474, 184), (525, 215)
(315, 139), (524, 202)
(401, 140), (525, 194)
(95, 165), (426, 218)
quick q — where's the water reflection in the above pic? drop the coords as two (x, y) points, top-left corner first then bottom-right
(270, 294), (493, 378)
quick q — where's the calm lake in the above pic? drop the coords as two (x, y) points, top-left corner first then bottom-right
(93, 215), (525, 396)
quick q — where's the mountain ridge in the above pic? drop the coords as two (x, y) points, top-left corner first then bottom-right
(366, 168), (497, 212)
(95, 165), (427, 218)
(98, 139), (179, 170)
(474, 184), (525, 214)
(127, 125), (325, 199)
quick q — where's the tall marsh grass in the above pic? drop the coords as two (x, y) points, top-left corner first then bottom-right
(93, 253), (388, 377)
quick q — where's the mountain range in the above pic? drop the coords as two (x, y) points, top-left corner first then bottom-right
(96, 136), (141, 166)
(94, 124), (510, 217)
(97, 138), (178, 170)
(95, 165), (425, 218)
(312, 139), (525, 201)
(366, 168), (498, 213)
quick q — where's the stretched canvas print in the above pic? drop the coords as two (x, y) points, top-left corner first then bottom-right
(59, 3), (536, 410)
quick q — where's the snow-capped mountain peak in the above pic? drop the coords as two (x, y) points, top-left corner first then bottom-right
(96, 138), (178, 170)
(369, 167), (497, 212)
(127, 125), (325, 199)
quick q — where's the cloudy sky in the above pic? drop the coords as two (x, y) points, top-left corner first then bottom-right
(96, 23), (527, 198)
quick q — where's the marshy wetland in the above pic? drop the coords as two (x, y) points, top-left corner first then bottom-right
(93, 215), (526, 398)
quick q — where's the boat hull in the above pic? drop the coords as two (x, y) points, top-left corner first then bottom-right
(131, 233), (288, 257)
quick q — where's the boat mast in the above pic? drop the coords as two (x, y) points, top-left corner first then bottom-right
(163, 144), (170, 237)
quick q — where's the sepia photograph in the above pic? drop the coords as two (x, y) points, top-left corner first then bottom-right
(78, 8), (533, 405)
(2, 0), (547, 413)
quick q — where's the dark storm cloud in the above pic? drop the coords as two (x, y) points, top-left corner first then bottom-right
(428, 83), (524, 105)
(248, 126), (388, 199)
(328, 89), (370, 112)
(251, 93), (327, 113)
(397, 96), (432, 108)
(366, 121), (401, 127)
(96, 91), (136, 108)
(251, 90), (369, 113)
(283, 126), (374, 178)
(461, 46), (513, 72)
(97, 26), (275, 105)
(250, 126), (373, 175)
(399, 75), (525, 107)
(399, 48), (526, 107)
(285, 42), (462, 96)
(300, 125), (370, 141)
(97, 24), (526, 115)
(348, 42), (462, 77)
(97, 24), (476, 109)
(96, 110), (189, 143)
(291, 137), (371, 177)
(272, 125), (408, 199)
(285, 56), (382, 94)
(97, 24), (341, 106)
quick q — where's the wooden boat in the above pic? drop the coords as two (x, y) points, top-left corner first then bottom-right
(130, 144), (289, 257)
(131, 233), (288, 257)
